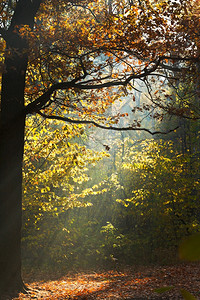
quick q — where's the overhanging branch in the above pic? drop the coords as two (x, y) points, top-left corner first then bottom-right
(25, 58), (161, 115)
(37, 111), (179, 135)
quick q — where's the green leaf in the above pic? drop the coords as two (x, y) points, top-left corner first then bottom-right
(154, 286), (174, 294)
(179, 233), (200, 261)
(180, 289), (198, 300)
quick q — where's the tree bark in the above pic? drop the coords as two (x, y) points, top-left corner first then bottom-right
(0, 32), (27, 294)
(0, 0), (41, 294)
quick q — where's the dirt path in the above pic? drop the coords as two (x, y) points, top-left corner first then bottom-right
(9, 264), (200, 299)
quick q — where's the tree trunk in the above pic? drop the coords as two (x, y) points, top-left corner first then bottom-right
(0, 32), (27, 294)
(0, 1), (41, 294)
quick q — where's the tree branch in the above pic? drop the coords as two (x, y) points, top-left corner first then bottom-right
(25, 58), (162, 114)
(161, 55), (200, 63)
(9, 0), (42, 30)
(0, 28), (8, 41)
(37, 111), (179, 135)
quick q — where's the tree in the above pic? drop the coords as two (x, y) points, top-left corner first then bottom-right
(0, 1), (42, 293)
(22, 115), (108, 269)
(0, 0), (199, 294)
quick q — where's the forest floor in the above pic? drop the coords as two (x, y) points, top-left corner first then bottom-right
(10, 264), (200, 299)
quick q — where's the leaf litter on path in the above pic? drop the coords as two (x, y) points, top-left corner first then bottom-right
(13, 264), (200, 299)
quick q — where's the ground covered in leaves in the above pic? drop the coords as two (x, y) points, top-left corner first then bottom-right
(12, 264), (200, 299)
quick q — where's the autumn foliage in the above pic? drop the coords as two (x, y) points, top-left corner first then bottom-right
(0, 0), (200, 297)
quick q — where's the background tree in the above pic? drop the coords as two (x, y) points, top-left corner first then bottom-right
(22, 115), (109, 269)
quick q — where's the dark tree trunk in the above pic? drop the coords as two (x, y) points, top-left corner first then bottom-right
(0, 34), (27, 294)
(0, 0), (41, 294)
